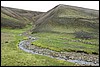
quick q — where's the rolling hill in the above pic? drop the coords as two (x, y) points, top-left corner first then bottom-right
(1, 6), (44, 29)
(32, 4), (99, 38)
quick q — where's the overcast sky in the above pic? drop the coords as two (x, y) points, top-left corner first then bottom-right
(1, 1), (99, 12)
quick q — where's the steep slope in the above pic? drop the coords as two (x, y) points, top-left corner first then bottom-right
(1, 6), (44, 28)
(32, 4), (99, 35)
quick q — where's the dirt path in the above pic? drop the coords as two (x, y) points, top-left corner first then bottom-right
(18, 36), (99, 66)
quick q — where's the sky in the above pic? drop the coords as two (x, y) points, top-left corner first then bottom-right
(1, 1), (99, 12)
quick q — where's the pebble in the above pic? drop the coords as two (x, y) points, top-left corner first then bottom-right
(19, 36), (99, 66)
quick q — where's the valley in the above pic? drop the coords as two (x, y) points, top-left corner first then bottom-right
(1, 4), (99, 66)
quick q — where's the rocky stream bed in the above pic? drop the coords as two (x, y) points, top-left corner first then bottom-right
(18, 37), (99, 66)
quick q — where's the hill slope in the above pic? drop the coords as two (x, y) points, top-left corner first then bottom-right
(32, 4), (99, 36)
(1, 6), (44, 28)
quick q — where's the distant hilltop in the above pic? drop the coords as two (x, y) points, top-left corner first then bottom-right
(1, 6), (44, 29)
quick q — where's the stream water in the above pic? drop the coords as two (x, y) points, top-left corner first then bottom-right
(18, 38), (99, 66)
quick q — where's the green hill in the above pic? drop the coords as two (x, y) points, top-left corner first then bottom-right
(1, 6), (44, 29)
(32, 4), (99, 35)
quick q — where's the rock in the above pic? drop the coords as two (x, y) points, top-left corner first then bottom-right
(66, 56), (69, 59)
(32, 37), (36, 40)
(28, 36), (32, 39)
(94, 61), (97, 64)
(69, 56), (74, 59)
(19, 34), (22, 36)
(79, 57), (82, 60)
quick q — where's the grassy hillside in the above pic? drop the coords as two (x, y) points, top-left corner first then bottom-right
(1, 6), (44, 28)
(32, 4), (99, 35)
(31, 4), (99, 54)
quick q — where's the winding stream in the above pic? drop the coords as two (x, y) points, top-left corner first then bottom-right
(18, 37), (99, 66)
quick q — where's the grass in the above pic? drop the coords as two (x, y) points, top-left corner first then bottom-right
(1, 28), (78, 66)
(1, 12), (19, 22)
(33, 17), (98, 34)
(57, 8), (96, 18)
(1, 12), (32, 29)
(32, 32), (99, 54)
